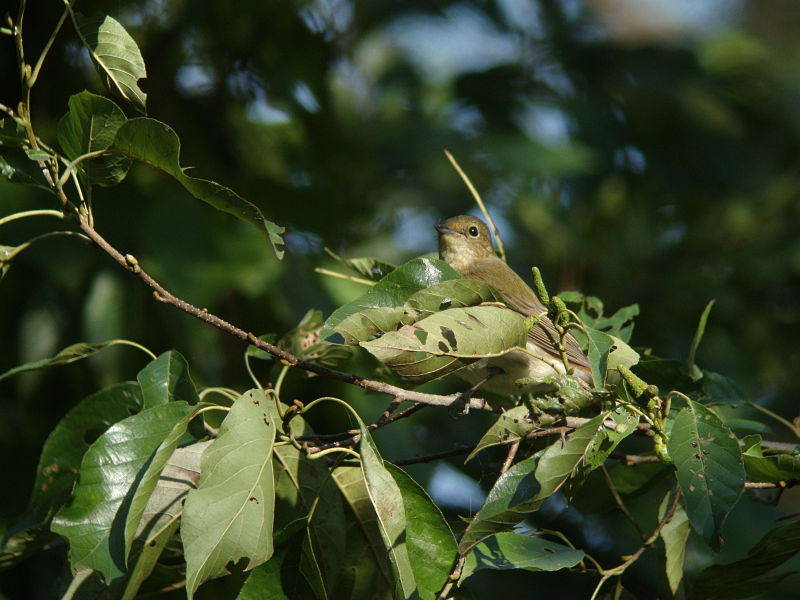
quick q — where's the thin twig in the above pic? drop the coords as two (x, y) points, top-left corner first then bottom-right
(601, 464), (647, 541)
(499, 440), (520, 475)
(59, 203), (501, 413)
(443, 149), (506, 262)
(391, 446), (472, 466)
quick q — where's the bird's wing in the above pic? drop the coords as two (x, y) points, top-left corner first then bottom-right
(466, 261), (592, 370)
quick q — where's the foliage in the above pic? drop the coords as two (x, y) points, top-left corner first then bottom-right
(1, 2), (799, 600)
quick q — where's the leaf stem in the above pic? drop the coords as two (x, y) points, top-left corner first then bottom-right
(0, 209), (63, 228)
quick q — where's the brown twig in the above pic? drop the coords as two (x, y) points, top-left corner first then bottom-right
(391, 446), (473, 466)
(601, 465), (647, 541)
(58, 203), (501, 414)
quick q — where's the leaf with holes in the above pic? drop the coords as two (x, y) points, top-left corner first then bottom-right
(51, 402), (195, 582)
(182, 390), (279, 598)
(667, 400), (745, 551)
(361, 305), (532, 384)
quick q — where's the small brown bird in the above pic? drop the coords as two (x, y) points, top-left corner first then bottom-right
(435, 215), (592, 393)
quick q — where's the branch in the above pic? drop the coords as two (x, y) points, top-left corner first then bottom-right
(58, 204), (501, 413)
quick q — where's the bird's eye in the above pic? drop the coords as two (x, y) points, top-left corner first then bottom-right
(468, 226), (479, 237)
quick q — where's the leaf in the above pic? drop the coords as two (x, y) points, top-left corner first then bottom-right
(402, 279), (504, 322)
(386, 464), (456, 598)
(460, 532), (584, 580)
(276, 309), (355, 375)
(688, 300), (716, 379)
(74, 14), (147, 112)
(689, 519), (800, 599)
(0, 148), (49, 187)
(57, 91), (131, 186)
(30, 382), (143, 511)
(659, 490), (689, 595)
(182, 390), (279, 598)
(332, 255), (396, 281)
(136, 350), (200, 408)
(467, 406), (540, 462)
(557, 291), (639, 343)
(121, 519), (180, 600)
(356, 417), (418, 599)
(581, 327), (639, 389)
(51, 402), (195, 582)
(0, 341), (131, 381)
(123, 411), (200, 560)
(236, 530), (327, 600)
(700, 370), (748, 406)
(320, 257), (460, 342)
(459, 413), (613, 553)
(273, 441), (347, 594)
(667, 400), (745, 551)
(331, 465), (392, 590)
(0, 118), (28, 145)
(111, 117), (285, 258)
(361, 305), (532, 384)
(741, 435), (800, 482)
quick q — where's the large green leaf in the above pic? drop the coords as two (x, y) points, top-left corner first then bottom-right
(0, 383), (143, 569)
(331, 465), (393, 594)
(57, 91), (131, 186)
(659, 490), (690, 596)
(123, 411), (201, 561)
(51, 401), (195, 582)
(402, 279), (504, 321)
(689, 519), (800, 599)
(74, 14), (147, 112)
(111, 118), (285, 258)
(273, 442), (346, 594)
(356, 418), (419, 599)
(0, 340), (133, 382)
(667, 400), (745, 551)
(386, 464), (456, 599)
(460, 532), (584, 580)
(361, 305), (532, 384)
(182, 390), (279, 598)
(320, 257), (460, 342)
(467, 406), (540, 462)
(136, 350), (200, 408)
(741, 435), (800, 482)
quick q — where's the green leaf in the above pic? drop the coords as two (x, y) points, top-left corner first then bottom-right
(182, 390), (279, 598)
(688, 299), (716, 379)
(136, 350), (200, 408)
(121, 519), (180, 600)
(123, 411), (200, 561)
(273, 441), (346, 594)
(459, 413), (614, 553)
(741, 435), (800, 482)
(320, 257), (460, 342)
(276, 309), (355, 374)
(460, 532), (584, 580)
(386, 464), (456, 598)
(689, 519), (800, 599)
(30, 382), (143, 511)
(331, 465), (392, 591)
(356, 417), (418, 599)
(0, 148), (49, 187)
(51, 401), (195, 582)
(111, 117), (285, 258)
(558, 291), (639, 343)
(581, 327), (639, 389)
(659, 490), (689, 595)
(0, 340), (131, 382)
(331, 255), (396, 281)
(667, 400), (745, 551)
(57, 91), (131, 186)
(0, 118), (28, 145)
(361, 305), (531, 384)
(236, 530), (327, 600)
(402, 278), (504, 322)
(700, 370), (748, 406)
(468, 406), (540, 462)
(74, 14), (147, 112)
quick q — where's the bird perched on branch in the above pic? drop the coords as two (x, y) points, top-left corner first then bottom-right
(435, 215), (592, 394)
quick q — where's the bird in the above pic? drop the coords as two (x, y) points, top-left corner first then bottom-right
(435, 215), (592, 394)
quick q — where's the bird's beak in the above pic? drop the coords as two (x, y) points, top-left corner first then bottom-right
(434, 223), (454, 236)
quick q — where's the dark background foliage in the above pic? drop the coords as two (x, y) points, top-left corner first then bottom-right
(2, 0), (799, 597)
